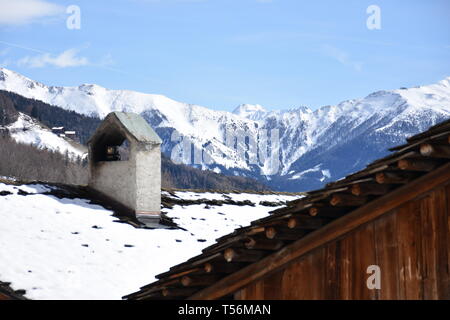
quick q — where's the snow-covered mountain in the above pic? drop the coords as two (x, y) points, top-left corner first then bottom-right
(1, 112), (86, 159)
(1, 67), (450, 191)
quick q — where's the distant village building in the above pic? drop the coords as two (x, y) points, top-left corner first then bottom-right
(51, 127), (78, 141)
(64, 131), (77, 140)
(87, 112), (162, 218)
(51, 127), (64, 135)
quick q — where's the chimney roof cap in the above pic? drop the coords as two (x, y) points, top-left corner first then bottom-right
(88, 112), (162, 145)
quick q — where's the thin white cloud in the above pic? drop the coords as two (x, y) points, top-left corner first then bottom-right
(0, 59), (10, 67)
(18, 48), (89, 68)
(1, 41), (118, 71)
(0, 48), (10, 66)
(98, 53), (115, 67)
(0, 0), (64, 25)
(322, 45), (363, 72)
(0, 47), (10, 56)
(0, 40), (157, 82)
(0, 40), (47, 53)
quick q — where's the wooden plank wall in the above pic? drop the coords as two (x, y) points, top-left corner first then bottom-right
(0, 293), (13, 300)
(234, 183), (450, 300)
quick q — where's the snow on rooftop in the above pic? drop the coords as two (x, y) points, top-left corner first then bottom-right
(0, 181), (300, 300)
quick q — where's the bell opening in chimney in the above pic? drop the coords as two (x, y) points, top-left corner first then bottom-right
(91, 129), (130, 162)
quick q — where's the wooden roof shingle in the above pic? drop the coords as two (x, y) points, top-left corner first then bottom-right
(124, 118), (450, 300)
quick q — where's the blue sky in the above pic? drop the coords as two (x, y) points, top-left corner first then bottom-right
(0, 0), (449, 111)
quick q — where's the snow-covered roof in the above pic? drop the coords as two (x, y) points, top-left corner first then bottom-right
(0, 179), (300, 300)
(0, 280), (26, 300)
(88, 112), (162, 145)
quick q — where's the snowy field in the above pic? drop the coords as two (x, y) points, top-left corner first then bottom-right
(0, 180), (300, 300)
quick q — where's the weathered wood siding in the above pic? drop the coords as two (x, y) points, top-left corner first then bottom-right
(234, 183), (450, 300)
(0, 293), (13, 300)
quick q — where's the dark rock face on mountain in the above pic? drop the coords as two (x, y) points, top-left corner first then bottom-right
(0, 92), (18, 126)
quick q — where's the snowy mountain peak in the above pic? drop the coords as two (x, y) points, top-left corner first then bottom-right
(436, 76), (450, 88)
(79, 83), (101, 89)
(232, 104), (268, 119)
(0, 67), (45, 90)
(0, 67), (13, 77)
(0, 67), (32, 82)
(286, 106), (313, 114)
(0, 68), (6, 81)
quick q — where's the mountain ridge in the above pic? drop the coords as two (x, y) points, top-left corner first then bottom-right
(0, 89), (269, 191)
(1, 67), (449, 191)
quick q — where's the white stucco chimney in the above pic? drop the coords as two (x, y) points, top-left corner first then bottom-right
(87, 112), (162, 218)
